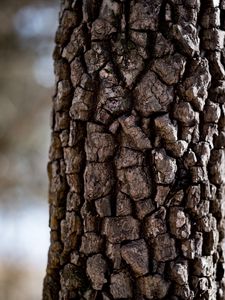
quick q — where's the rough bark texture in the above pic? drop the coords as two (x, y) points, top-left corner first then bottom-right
(43, 0), (225, 299)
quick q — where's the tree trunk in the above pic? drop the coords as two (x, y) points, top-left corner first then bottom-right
(43, 0), (225, 299)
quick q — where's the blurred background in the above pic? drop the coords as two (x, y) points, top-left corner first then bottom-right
(0, 0), (59, 299)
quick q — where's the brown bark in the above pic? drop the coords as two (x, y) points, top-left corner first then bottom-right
(43, 0), (225, 299)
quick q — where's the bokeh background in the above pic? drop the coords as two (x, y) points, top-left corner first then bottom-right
(0, 0), (59, 299)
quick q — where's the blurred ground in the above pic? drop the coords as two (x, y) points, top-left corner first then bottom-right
(0, 0), (59, 299)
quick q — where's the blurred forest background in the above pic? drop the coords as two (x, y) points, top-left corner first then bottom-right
(0, 0), (59, 299)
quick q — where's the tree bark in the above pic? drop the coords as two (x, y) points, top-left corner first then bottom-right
(43, 0), (225, 299)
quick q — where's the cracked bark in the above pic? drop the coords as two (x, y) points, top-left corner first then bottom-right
(43, 0), (225, 299)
